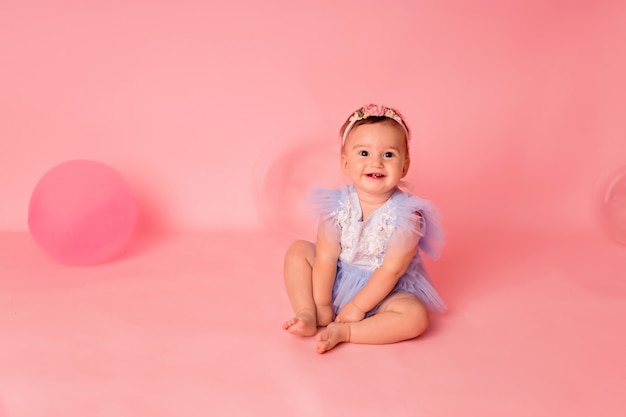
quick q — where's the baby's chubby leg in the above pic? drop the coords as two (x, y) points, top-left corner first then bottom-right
(316, 293), (429, 353)
(282, 240), (318, 337)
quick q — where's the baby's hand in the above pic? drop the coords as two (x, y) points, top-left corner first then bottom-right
(335, 301), (365, 323)
(316, 304), (334, 327)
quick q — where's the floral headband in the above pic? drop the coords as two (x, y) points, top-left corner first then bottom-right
(342, 104), (410, 145)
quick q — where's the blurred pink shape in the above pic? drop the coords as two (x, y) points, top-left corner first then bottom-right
(28, 160), (138, 265)
(255, 140), (345, 244)
(598, 167), (626, 245)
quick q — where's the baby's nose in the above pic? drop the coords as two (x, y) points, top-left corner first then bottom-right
(371, 156), (384, 165)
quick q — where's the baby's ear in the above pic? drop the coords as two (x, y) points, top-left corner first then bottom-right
(341, 153), (349, 175)
(402, 158), (411, 177)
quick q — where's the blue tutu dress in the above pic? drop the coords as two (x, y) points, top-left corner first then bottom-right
(312, 184), (446, 316)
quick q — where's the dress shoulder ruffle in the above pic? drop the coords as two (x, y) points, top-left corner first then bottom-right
(310, 186), (445, 259)
(392, 192), (445, 260)
(309, 186), (346, 222)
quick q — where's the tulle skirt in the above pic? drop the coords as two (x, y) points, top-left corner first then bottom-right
(332, 258), (446, 317)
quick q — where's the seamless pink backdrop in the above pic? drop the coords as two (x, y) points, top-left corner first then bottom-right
(1, 2), (626, 417)
(1, 0), (625, 238)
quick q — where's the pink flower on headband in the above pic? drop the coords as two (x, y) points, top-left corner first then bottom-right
(343, 104), (409, 144)
(349, 104), (404, 126)
(362, 104), (386, 117)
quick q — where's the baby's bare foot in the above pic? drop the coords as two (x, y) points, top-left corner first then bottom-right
(316, 322), (350, 354)
(282, 311), (317, 337)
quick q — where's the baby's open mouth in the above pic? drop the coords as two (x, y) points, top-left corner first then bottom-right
(366, 173), (385, 178)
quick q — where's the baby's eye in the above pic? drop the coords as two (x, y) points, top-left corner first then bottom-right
(359, 150), (369, 157)
(383, 151), (395, 158)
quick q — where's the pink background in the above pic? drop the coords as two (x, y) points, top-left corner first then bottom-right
(2, 0), (625, 236)
(1, 1), (626, 416)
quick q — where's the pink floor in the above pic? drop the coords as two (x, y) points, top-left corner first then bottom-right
(1, 229), (624, 416)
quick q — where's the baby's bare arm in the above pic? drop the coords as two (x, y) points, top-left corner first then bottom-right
(312, 219), (340, 324)
(335, 245), (417, 323)
(352, 246), (417, 312)
(349, 224), (421, 315)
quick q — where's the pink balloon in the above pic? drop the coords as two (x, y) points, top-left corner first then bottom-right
(28, 160), (138, 265)
(599, 167), (626, 245)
